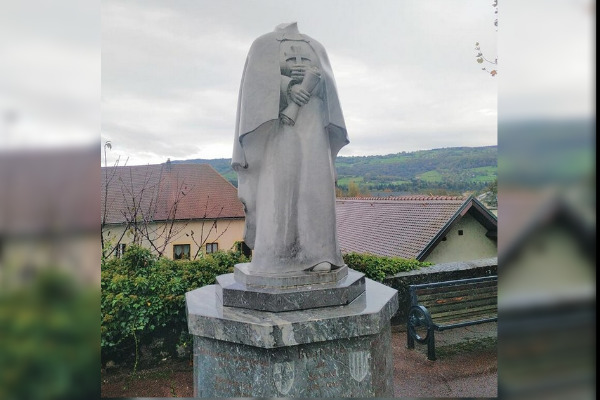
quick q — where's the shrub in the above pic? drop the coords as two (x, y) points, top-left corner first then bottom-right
(101, 244), (249, 367)
(0, 270), (99, 400)
(101, 245), (428, 366)
(343, 252), (431, 281)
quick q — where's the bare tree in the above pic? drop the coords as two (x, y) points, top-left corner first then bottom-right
(106, 164), (191, 258)
(101, 141), (131, 259)
(186, 196), (233, 260)
(475, 0), (498, 77)
(101, 152), (233, 260)
(135, 171), (193, 257)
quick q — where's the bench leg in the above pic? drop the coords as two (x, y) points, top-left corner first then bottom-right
(407, 321), (415, 349)
(427, 328), (436, 361)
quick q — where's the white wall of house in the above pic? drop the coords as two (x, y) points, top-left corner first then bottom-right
(103, 218), (246, 260)
(424, 213), (497, 264)
(500, 225), (594, 303)
(3, 233), (100, 286)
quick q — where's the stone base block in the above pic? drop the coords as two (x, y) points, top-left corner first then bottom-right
(193, 322), (393, 397)
(186, 277), (398, 397)
(234, 263), (348, 288)
(216, 268), (365, 312)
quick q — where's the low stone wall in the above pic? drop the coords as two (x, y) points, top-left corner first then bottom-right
(383, 258), (497, 325)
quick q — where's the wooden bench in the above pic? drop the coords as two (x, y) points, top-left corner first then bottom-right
(406, 275), (497, 360)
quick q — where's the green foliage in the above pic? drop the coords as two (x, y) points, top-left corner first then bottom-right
(417, 170), (443, 182)
(343, 180), (371, 197)
(336, 176), (364, 186)
(335, 147), (497, 194)
(499, 119), (594, 186)
(101, 244), (249, 364)
(484, 178), (498, 207)
(101, 245), (430, 366)
(0, 270), (100, 400)
(121, 245), (156, 269)
(343, 252), (431, 282)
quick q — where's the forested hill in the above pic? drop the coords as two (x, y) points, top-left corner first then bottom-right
(174, 145), (497, 196)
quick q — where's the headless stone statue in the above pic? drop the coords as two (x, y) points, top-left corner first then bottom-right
(232, 22), (349, 275)
(188, 25), (395, 398)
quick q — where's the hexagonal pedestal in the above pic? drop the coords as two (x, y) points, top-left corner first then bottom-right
(233, 263), (349, 287)
(186, 277), (398, 398)
(216, 268), (365, 312)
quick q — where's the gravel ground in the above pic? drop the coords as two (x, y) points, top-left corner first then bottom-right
(392, 323), (497, 398)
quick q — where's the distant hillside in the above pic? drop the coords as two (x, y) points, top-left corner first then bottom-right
(172, 157), (237, 184)
(498, 118), (594, 185)
(173, 145), (497, 196)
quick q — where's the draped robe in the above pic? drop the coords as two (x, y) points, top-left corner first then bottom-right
(232, 23), (349, 274)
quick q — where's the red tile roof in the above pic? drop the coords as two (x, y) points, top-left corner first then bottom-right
(101, 163), (244, 225)
(341, 195), (466, 201)
(497, 188), (595, 262)
(336, 196), (471, 260)
(1, 147), (99, 236)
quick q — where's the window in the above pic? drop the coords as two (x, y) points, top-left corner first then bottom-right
(206, 243), (218, 254)
(441, 237), (447, 242)
(458, 230), (464, 236)
(116, 243), (126, 258)
(237, 241), (252, 258)
(173, 244), (190, 260)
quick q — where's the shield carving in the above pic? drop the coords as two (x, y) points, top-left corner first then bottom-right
(349, 351), (370, 382)
(273, 361), (295, 395)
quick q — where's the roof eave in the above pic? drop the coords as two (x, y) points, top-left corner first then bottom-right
(417, 195), (498, 261)
(416, 196), (474, 261)
(103, 215), (245, 226)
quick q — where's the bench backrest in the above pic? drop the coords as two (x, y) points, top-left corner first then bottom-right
(409, 276), (497, 328)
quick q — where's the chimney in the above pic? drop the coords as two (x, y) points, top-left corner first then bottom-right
(166, 158), (172, 172)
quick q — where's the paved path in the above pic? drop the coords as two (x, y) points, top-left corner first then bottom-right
(392, 322), (497, 398)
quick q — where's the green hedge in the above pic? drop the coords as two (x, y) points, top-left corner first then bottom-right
(343, 252), (431, 281)
(101, 245), (249, 364)
(101, 245), (429, 365)
(1, 270), (99, 400)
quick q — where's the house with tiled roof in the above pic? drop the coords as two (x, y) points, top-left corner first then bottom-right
(498, 188), (595, 308)
(1, 147), (100, 285)
(101, 161), (246, 260)
(336, 195), (497, 263)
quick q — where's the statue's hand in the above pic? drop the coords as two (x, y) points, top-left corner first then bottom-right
(289, 84), (310, 106)
(290, 65), (306, 82)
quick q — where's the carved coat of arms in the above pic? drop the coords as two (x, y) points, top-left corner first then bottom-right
(273, 360), (295, 395)
(349, 350), (370, 382)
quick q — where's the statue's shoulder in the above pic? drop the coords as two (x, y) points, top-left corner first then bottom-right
(245, 32), (280, 63)
(250, 31), (278, 47)
(303, 35), (326, 52)
(245, 32), (278, 60)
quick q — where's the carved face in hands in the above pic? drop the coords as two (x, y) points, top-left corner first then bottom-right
(283, 43), (317, 82)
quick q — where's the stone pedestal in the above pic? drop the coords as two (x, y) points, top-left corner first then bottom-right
(217, 267), (365, 312)
(186, 275), (398, 397)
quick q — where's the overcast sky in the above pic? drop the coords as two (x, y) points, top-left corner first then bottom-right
(0, 1), (592, 166)
(101, 0), (500, 166)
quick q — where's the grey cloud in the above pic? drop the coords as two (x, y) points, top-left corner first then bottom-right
(102, 0), (499, 165)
